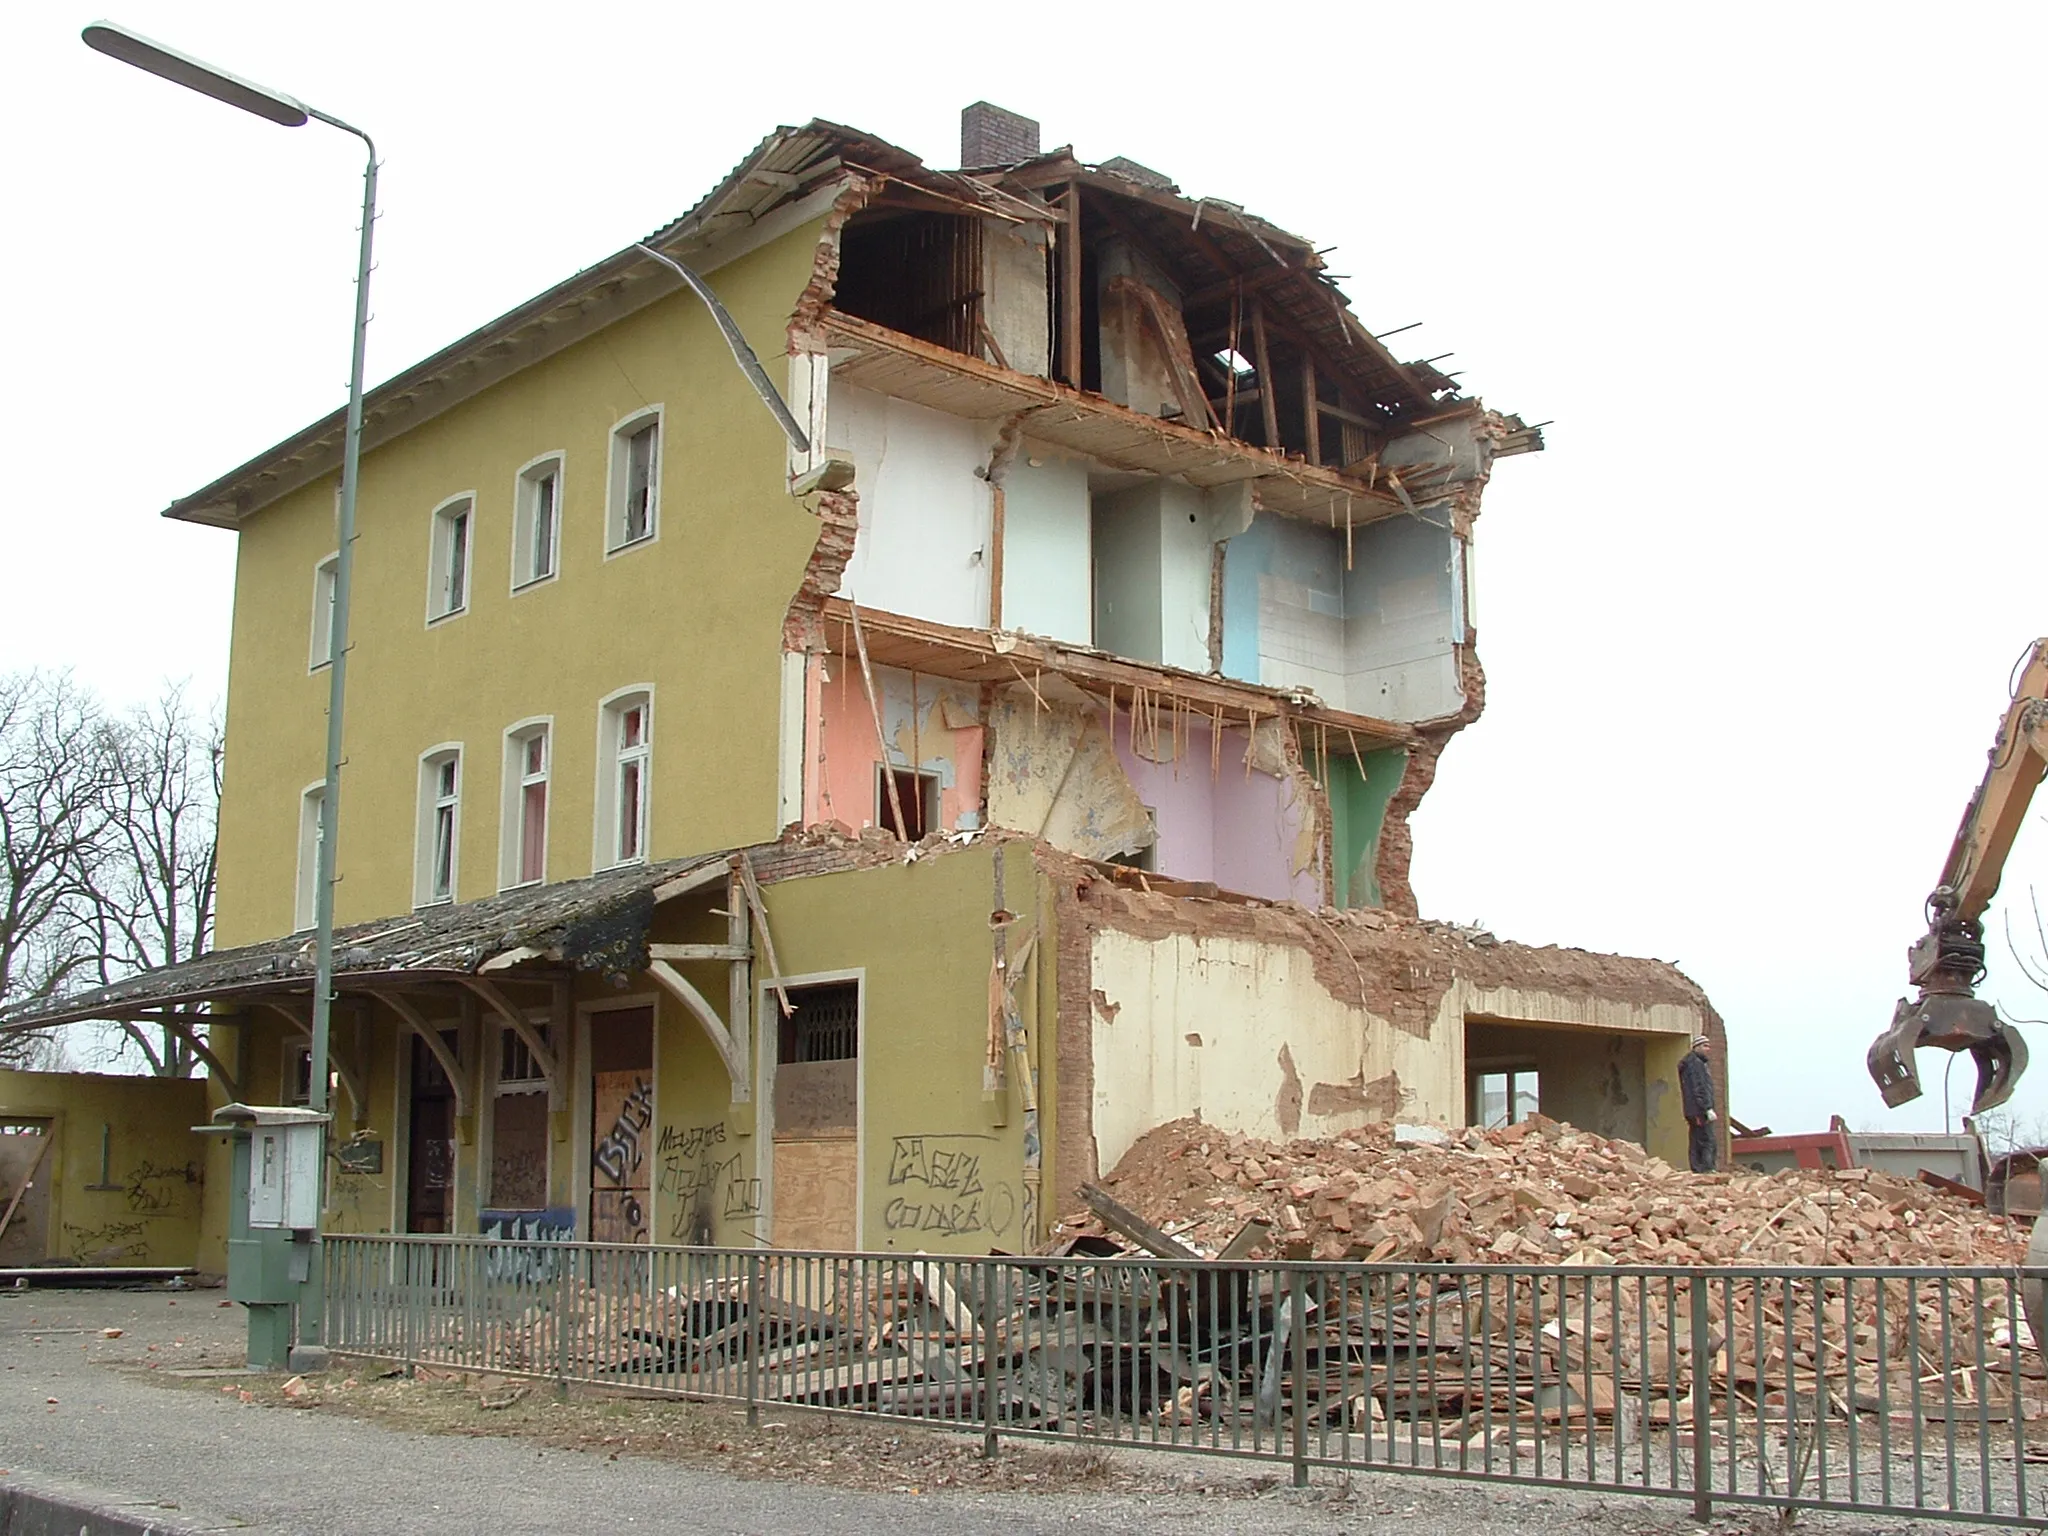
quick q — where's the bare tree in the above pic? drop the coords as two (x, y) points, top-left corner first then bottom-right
(0, 671), (119, 1067)
(82, 686), (223, 1075)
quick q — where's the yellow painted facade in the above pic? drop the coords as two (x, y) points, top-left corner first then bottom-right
(214, 219), (829, 946)
(0, 1070), (209, 1268)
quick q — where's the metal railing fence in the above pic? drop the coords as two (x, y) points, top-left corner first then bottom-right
(324, 1235), (2046, 1528)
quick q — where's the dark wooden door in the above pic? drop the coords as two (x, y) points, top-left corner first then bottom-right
(406, 1033), (457, 1233)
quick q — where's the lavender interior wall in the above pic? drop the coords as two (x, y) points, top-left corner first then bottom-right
(1110, 712), (1318, 905)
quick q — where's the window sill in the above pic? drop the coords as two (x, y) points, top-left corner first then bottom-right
(426, 607), (468, 628)
(413, 895), (456, 911)
(498, 877), (543, 894)
(605, 531), (657, 558)
(511, 573), (557, 596)
(599, 855), (648, 872)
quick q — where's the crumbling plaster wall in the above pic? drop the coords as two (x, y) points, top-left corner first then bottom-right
(803, 657), (985, 833)
(1044, 858), (1721, 1209)
(1096, 239), (1187, 418)
(983, 218), (1051, 378)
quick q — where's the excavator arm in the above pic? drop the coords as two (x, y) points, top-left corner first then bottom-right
(1868, 639), (2048, 1114)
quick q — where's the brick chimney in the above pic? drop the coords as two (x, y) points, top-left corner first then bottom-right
(960, 102), (1040, 168)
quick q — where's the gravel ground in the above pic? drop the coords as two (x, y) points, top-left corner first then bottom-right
(0, 1284), (2000, 1535)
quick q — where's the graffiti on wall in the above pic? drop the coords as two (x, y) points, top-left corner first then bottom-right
(122, 1159), (201, 1214)
(64, 1219), (149, 1263)
(656, 1121), (760, 1245)
(882, 1134), (1016, 1239)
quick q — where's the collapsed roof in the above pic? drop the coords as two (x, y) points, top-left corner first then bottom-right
(161, 117), (1536, 531)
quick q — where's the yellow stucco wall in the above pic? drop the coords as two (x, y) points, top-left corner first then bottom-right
(0, 1070), (210, 1268)
(761, 842), (1048, 1253)
(213, 219), (830, 946)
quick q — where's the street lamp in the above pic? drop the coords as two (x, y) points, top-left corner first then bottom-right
(83, 20), (374, 1371)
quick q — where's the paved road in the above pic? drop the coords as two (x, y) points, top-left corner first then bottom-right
(0, 1286), (1924, 1535)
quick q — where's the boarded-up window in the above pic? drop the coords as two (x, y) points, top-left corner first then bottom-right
(589, 1006), (654, 1244)
(490, 1091), (549, 1209)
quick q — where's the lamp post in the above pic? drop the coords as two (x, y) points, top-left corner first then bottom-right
(84, 20), (374, 1369)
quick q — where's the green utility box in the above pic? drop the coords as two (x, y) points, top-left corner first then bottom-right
(197, 1104), (328, 1371)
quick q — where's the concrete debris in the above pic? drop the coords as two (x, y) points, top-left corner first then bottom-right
(1071, 1115), (2032, 1269)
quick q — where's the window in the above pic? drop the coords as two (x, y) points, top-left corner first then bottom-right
(778, 981), (859, 1064)
(1107, 806), (1159, 872)
(428, 494), (474, 621)
(415, 747), (462, 906)
(500, 722), (550, 889)
(500, 1024), (550, 1085)
(1471, 1068), (1541, 1130)
(295, 784), (325, 932)
(874, 766), (940, 841)
(595, 691), (652, 867)
(606, 410), (661, 551)
(513, 455), (562, 589)
(286, 1044), (314, 1107)
(309, 554), (340, 669)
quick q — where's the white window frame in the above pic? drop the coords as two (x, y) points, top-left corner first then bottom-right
(414, 744), (464, 908)
(499, 716), (553, 890)
(426, 492), (477, 624)
(604, 408), (663, 555)
(309, 553), (340, 671)
(295, 782), (325, 932)
(511, 452), (564, 593)
(593, 687), (653, 869)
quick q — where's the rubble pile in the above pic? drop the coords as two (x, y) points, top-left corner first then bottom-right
(1068, 1115), (2032, 1268)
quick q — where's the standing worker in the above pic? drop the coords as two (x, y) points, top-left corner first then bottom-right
(1679, 1035), (1718, 1172)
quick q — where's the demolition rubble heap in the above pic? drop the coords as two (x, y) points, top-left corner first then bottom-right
(1066, 1115), (2031, 1268)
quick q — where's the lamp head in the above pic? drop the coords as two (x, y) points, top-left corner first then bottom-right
(83, 21), (308, 127)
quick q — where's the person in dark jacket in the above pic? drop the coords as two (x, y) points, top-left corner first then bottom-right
(1678, 1035), (1718, 1173)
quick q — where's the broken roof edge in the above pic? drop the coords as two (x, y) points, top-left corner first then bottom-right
(158, 120), (892, 531)
(1064, 851), (1721, 1026)
(0, 847), (741, 1035)
(159, 117), (1493, 533)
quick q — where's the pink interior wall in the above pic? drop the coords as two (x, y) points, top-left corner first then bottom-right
(803, 656), (984, 834)
(1110, 712), (1320, 905)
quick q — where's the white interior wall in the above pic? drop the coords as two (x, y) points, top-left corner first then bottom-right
(827, 382), (993, 628)
(1000, 446), (1091, 643)
(1157, 480), (1215, 673)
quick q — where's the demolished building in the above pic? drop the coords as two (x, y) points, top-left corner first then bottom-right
(1, 104), (1723, 1271)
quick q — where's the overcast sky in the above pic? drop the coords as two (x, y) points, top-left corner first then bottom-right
(6, 3), (2046, 1139)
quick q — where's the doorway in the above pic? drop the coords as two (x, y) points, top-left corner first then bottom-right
(588, 1006), (654, 1244)
(0, 1119), (54, 1265)
(770, 981), (859, 1252)
(405, 1032), (457, 1233)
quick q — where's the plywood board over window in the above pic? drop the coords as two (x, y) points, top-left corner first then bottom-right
(771, 981), (859, 1253)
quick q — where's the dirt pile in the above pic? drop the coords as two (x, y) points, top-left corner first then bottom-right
(1069, 1115), (2031, 1268)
